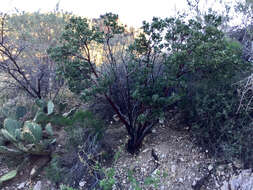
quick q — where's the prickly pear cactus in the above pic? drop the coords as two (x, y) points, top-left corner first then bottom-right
(0, 136), (6, 146)
(1, 118), (22, 142)
(0, 170), (17, 185)
(47, 101), (54, 115)
(15, 106), (27, 120)
(0, 100), (56, 156)
(45, 123), (54, 136)
(33, 100), (55, 123)
(0, 146), (23, 155)
(35, 99), (47, 110)
(33, 111), (48, 123)
(22, 121), (42, 144)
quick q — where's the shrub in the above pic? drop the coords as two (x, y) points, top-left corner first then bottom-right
(45, 156), (65, 185)
(49, 12), (251, 155)
(46, 111), (105, 189)
(48, 13), (180, 154)
(169, 15), (252, 165)
(59, 184), (79, 190)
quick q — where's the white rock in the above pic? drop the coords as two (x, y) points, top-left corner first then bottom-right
(79, 181), (85, 187)
(178, 178), (184, 183)
(142, 148), (149, 153)
(221, 169), (253, 190)
(208, 165), (213, 171)
(159, 118), (164, 124)
(113, 114), (120, 122)
(30, 168), (36, 176)
(192, 180), (197, 186)
(179, 157), (184, 162)
(33, 181), (42, 190)
(17, 182), (26, 189)
(171, 165), (176, 173)
(221, 181), (229, 190)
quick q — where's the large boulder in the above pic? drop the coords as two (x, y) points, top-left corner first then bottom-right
(221, 169), (253, 190)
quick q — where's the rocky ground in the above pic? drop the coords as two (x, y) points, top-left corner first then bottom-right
(0, 115), (252, 190)
(102, 121), (215, 190)
(102, 117), (253, 190)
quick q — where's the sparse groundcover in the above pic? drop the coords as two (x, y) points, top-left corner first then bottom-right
(1, 1), (253, 189)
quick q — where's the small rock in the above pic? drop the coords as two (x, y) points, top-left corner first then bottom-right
(142, 148), (149, 153)
(179, 157), (184, 162)
(221, 169), (253, 190)
(33, 181), (42, 190)
(178, 178), (184, 183)
(233, 159), (243, 169)
(113, 114), (120, 122)
(46, 180), (51, 185)
(192, 180), (197, 186)
(30, 168), (36, 177)
(208, 165), (213, 171)
(79, 181), (85, 187)
(159, 118), (164, 124)
(220, 181), (229, 190)
(17, 182), (26, 189)
(171, 165), (176, 173)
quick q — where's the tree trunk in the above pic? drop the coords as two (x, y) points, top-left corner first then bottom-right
(126, 127), (153, 154)
(126, 135), (143, 154)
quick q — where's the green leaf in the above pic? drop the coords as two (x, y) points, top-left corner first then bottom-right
(0, 136), (6, 146)
(3, 118), (22, 135)
(35, 99), (46, 109)
(152, 94), (159, 102)
(34, 111), (48, 123)
(15, 106), (27, 119)
(22, 121), (42, 144)
(45, 123), (54, 136)
(0, 146), (23, 155)
(47, 100), (54, 115)
(0, 170), (17, 184)
(14, 129), (22, 141)
(1, 129), (17, 142)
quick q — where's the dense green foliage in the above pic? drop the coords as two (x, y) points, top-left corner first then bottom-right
(162, 14), (251, 158)
(49, 12), (250, 155)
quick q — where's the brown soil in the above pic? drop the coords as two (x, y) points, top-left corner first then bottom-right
(101, 121), (217, 190)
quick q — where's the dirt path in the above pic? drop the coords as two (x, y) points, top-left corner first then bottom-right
(103, 122), (217, 190)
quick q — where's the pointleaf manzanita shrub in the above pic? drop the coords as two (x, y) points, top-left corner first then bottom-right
(49, 13), (251, 154)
